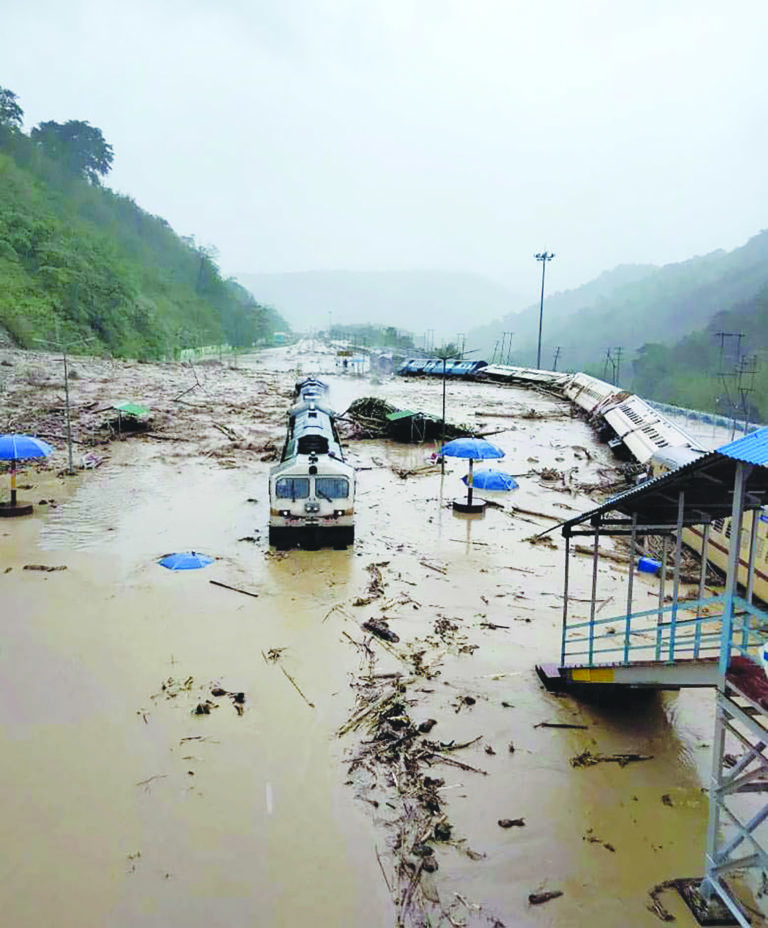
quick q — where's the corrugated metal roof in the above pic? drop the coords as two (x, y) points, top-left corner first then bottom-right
(716, 426), (768, 466)
(558, 433), (768, 534)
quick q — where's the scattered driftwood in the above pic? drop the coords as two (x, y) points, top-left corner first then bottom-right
(647, 880), (679, 922)
(474, 428), (513, 438)
(261, 648), (314, 708)
(419, 560), (447, 575)
(212, 421), (240, 441)
(571, 750), (653, 768)
(498, 818), (525, 828)
(524, 533), (558, 548)
(23, 564), (67, 572)
(392, 464), (441, 479)
(280, 666), (315, 709)
(574, 544), (702, 582)
(535, 721), (588, 730)
(322, 602), (352, 623)
(574, 544), (631, 565)
(338, 641), (488, 926)
(529, 891), (563, 905)
(363, 618), (400, 643)
(583, 830), (615, 852)
(510, 505), (561, 522)
(209, 579), (259, 598)
(353, 561), (388, 606)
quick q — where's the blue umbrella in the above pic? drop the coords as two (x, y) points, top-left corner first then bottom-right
(441, 437), (505, 461)
(0, 434), (55, 508)
(442, 437), (505, 507)
(158, 552), (215, 571)
(462, 469), (518, 491)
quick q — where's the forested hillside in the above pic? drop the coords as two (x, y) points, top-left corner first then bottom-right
(0, 86), (287, 358)
(468, 232), (768, 380)
(631, 287), (768, 425)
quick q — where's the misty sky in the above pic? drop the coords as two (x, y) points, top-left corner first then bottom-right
(3, 0), (767, 297)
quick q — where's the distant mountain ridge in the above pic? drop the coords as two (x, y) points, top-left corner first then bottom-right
(467, 231), (768, 370)
(235, 269), (526, 338)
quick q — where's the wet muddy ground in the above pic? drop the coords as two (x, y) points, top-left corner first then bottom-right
(0, 343), (725, 926)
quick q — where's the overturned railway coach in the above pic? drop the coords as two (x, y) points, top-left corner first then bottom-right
(268, 377), (356, 549)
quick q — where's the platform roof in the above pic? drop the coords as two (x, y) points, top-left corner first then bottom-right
(560, 427), (768, 535)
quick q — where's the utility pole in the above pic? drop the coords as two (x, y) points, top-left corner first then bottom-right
(505, 332), (515, 365)
(602, 348), (614, 384)
(36, 324), (93, 475)
(735, 353), (757, 436)
(715, 331), (744, 433)
(535, 251), (555, 369)
(613, 346), (623, 385)
(552, 346), (561, 371)
(437, 344), (477, 474)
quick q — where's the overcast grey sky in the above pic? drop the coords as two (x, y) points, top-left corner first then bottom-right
(3, 0), (767, 296)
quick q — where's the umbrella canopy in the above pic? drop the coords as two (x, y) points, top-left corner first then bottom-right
(0, 434), (55, 461)
(157, 552), (214, 571)
(440, 437), (505, 460)
(0, 434), (55, 511)
(462, 469), (519, 491)
(441, 438), (505, 511)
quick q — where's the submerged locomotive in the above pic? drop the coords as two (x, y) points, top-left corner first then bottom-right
(268, 377), (356, 549)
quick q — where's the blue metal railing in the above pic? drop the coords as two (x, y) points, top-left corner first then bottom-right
(561, 594), (768, 672)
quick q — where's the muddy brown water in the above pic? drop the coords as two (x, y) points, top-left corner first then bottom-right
(0, 344), (717, 926)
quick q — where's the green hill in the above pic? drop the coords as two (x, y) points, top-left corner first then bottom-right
(0, 86), (287, 358)
(467, 232), (768, 381)
(630, 286), (768, 425)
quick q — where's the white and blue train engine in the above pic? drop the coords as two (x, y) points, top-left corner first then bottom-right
(268, 378), (356, 549)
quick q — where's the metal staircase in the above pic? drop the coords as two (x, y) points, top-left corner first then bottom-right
(535, 432), (768, 925)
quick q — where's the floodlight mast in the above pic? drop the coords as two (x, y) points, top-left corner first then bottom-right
(535, 251), (555, 370)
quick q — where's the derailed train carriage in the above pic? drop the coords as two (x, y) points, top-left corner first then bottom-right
(560, 372), (768, 602)
(268, 377), (355, 549)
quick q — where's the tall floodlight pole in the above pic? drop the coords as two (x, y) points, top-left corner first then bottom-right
(535, 251), (555, 369)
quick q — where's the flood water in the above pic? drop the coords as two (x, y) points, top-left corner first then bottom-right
(0, 344), (718, 926)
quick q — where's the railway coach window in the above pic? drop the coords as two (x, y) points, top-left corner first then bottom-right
(276, 477), (310, 499)
(315, 477), (349, 499)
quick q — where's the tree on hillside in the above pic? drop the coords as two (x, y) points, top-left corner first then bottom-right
(30, 120), (114, 182)
(0, 87), (23, 129)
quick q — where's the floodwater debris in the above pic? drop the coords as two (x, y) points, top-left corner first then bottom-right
(280, 666), (315, 708)
(571, 750), (653, 768)
(23, 564), (67, 572)
(584, 831), (616, 852)
(362, 618), (400, 643)
(194, 700), (218, 715)
(262, 647), (287, 663)
(498, 818), (525, 828)
(529, 890), (564, 906)
(209, 579), (259, 598)
(535, 721), (589, 730)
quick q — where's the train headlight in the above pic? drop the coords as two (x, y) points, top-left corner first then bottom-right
(334, 509), (344, 517)
(279, 509), (290, 517)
